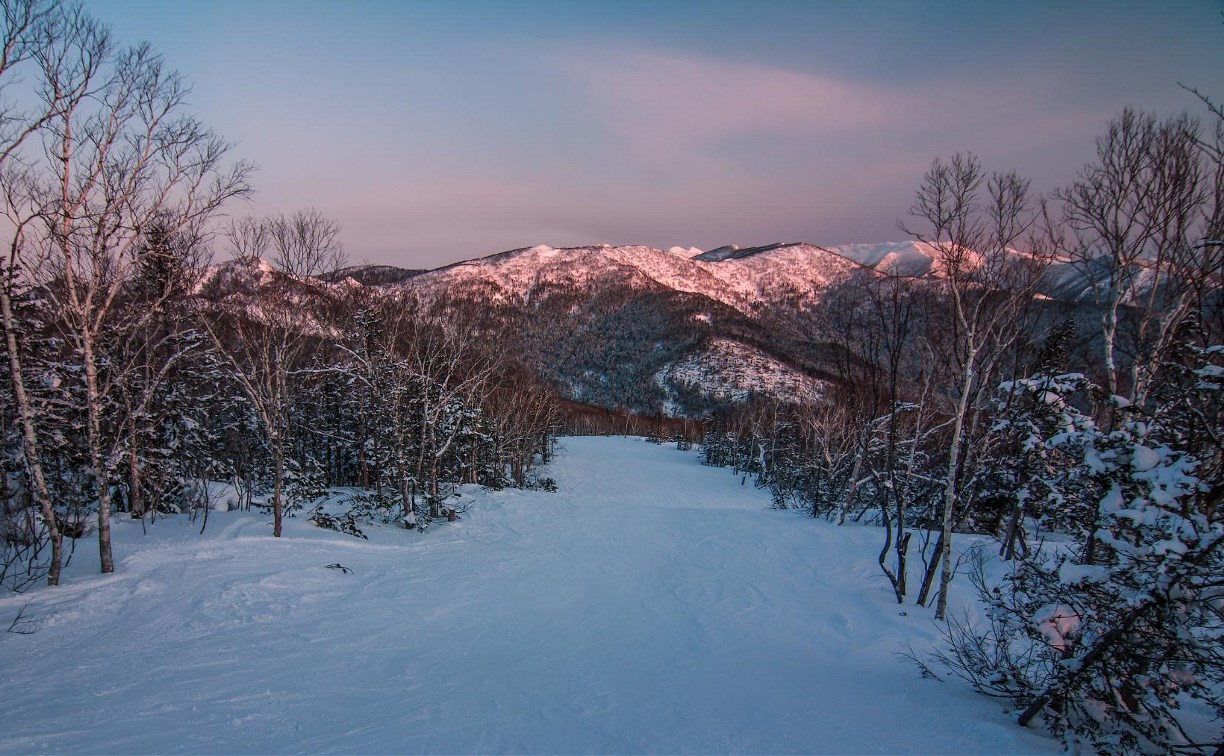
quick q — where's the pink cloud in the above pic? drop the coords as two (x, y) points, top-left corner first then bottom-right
(244, 48), (1121, 268)
(555, 48), (1111, 180)
(561, 51), (902, 171)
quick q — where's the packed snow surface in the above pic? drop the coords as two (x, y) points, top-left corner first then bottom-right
(0, 438), (1055, 754)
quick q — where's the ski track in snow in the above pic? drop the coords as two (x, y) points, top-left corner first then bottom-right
(0, 437), (1055, 754)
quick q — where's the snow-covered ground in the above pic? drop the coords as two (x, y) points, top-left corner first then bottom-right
(0, 437), (1056, 754)
(657, 337), (827, 409)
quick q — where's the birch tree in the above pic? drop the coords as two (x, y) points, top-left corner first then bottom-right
(1059, 109), (1219, 407)
(1056, 110), (1221, 563)
(0, 0), (88, 586)
(204, 211), (342, 537)
(902, 154), (1048, 620)
(28, 33), (250, 573)
(1, 0), (250, 576)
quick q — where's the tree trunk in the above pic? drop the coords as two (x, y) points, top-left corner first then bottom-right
(1000, 498), (1023, 561)
(837, 433), (867, 525)
(877, 495), (901, 602)
(358, 444), (368, 489)
(1, 289), (63, 586)
(82, 335), (115, 574)
(430, 457), (440, 517)
(916, 531), (944, 607)
(934, 359), (976, 620)
(400, 475), (412, 528)
(896, 530), (910, 601)
(1101, 299), (1120, 401)
(128, 430), (142, 519)
(272, 447), (284, 538)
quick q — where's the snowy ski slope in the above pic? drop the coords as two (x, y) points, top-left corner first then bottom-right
(0, 437), (1055, 754)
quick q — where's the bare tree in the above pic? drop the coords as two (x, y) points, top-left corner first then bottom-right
(485, 368), (557, 487)
(902, 153), (1048, 620)
(863, 275), (928, 603)
(225, 215), (270, 265)
(1058, 109), (1219, 407)
(267, 208), (345, 278)
(1055, 109), (1221, 564)
(0, 4), (253, 574)
(407, 315), (497, 517)
(203, 211), (341, 537)
(0, 0), (95, 587)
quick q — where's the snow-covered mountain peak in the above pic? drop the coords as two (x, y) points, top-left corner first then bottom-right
(396, 240), (906, 316)
(668, 246), (704, 258)
(196, 255), (285, 294)
(367, 238), (1063, 322)
(830, 241), (942, 277)
(401, 243), (749, 309)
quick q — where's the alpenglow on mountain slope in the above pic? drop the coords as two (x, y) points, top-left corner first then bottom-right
(387, 241), (946, 315)
(327, 241), (945, 414)
(218, 239), (1092, 417)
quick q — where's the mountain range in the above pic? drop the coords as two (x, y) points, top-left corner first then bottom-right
(208, 240), (1096, 417)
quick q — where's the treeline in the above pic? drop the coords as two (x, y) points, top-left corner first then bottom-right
(0, 0), (557, 590)
(556, 398), (702, 440)
(3, 216), (560, 587)
(701, 111), (1224, 752)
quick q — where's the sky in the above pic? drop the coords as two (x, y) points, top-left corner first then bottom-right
(86, 0), (1224, 269)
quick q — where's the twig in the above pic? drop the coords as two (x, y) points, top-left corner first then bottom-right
(7, 600), (39, 635)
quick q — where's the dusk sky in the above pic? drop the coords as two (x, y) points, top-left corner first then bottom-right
(88, 0), (1224, 269)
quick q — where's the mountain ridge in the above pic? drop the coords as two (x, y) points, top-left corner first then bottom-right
(198, 239), (1102, 417)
